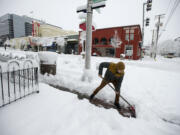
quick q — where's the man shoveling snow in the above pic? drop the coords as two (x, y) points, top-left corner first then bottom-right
(90, 61), (125, 109)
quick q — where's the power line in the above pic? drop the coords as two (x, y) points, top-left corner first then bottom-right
(159, 0), (180, 38)
(164, 0), (179, 28)
(166, 0), (173, 15)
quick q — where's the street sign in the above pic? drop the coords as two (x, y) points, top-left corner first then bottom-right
(93, 0), (106, 3)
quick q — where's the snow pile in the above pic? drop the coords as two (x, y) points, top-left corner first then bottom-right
(0, 49), (39, 61)
(38, 51), (58, 64)
(0, 49), (39, 72)
(0, 58), (39, 72)
(78, 13), (87, 20)
(30, 36), (65, 47)
(77, 1), (106, 11)
(81, 68), (94, 82)
(0, 51), (10, 57)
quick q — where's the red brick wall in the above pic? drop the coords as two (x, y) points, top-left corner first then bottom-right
(79, 25), (142, 60)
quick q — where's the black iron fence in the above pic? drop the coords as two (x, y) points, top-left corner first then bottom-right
(0, 60), (39, 108)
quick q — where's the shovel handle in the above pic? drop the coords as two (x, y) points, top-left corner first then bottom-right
(100, 76), (134, 108)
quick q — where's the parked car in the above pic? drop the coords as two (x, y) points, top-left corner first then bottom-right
(165, 53), (175, 58)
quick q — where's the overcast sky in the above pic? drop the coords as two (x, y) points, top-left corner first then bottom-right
(0, 0), (179, 44)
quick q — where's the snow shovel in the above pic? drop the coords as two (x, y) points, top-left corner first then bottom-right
(100, 76), (136, 118)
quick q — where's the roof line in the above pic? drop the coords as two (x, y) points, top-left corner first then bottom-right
(95, 24), (141, 30)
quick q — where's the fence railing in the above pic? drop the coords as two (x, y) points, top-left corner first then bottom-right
(0, 60), (39, 108)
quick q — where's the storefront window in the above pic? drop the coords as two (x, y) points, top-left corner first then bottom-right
(93, 38), (99, 45)
(100, 38), (108, 45)
(109, 37), (113, 45)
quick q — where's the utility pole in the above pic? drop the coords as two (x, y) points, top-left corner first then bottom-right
(154, 14), (165, 59)
(85, 0), (93, 70)
(77, 0), (106, 82)
(150, 29), (155, 57)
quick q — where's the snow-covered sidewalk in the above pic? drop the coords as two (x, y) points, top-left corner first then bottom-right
(0, 83), (179, 135)
(1, 49), (180, 135)
(42, 54), (180, 125)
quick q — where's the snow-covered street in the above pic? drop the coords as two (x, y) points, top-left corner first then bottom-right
(0, 50), (180, 135)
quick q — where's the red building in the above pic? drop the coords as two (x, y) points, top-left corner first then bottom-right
(79, 24), (142, 60)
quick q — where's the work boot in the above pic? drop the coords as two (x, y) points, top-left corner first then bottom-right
(114, 102), (121, 109)
(89, 94), (95, 101)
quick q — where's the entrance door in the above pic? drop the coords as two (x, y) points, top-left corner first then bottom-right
(125, 45), (133, 58)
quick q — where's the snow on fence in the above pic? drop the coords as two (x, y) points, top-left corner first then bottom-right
(0, 59), (39, 108)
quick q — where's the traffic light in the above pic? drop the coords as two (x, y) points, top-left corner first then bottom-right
(146, 0), (152, 11)
(146, 18), (150, 26)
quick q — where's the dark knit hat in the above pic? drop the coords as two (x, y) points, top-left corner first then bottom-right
(116, 62), (125, 70)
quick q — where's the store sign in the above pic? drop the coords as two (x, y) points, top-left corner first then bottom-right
(79, 22), (95, 31)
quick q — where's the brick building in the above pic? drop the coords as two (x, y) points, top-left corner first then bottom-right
(79, 25), (142, 60)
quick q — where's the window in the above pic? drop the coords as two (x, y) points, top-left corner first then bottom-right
(109, 37), (113, 45)
(125, 29), (134, 41)
(100, 38), (107, 45)
(125, 34), (129, 41)
(130, 29), (134, 41)
(126, 29), (129, 33)
(93, 38), (99, 45)
(130, 33), (134, 40)
(130, 29), (134, 33)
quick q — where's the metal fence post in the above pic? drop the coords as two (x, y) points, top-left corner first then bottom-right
(0, 66), (39, 108)
(32, 68), (34, 91)
(13, 69), (16, 101)
(0, 71), (5, 106)
(7, 72), (10, 103)
(23, 69), (26, 97)
(27, 68), (30, 94)
(19, 69), (21, 98)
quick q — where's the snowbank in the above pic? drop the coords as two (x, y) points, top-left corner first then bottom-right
(30, 36), (65, 47)
(0, 49), (39, 72)
(38, 51), (58, 64)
